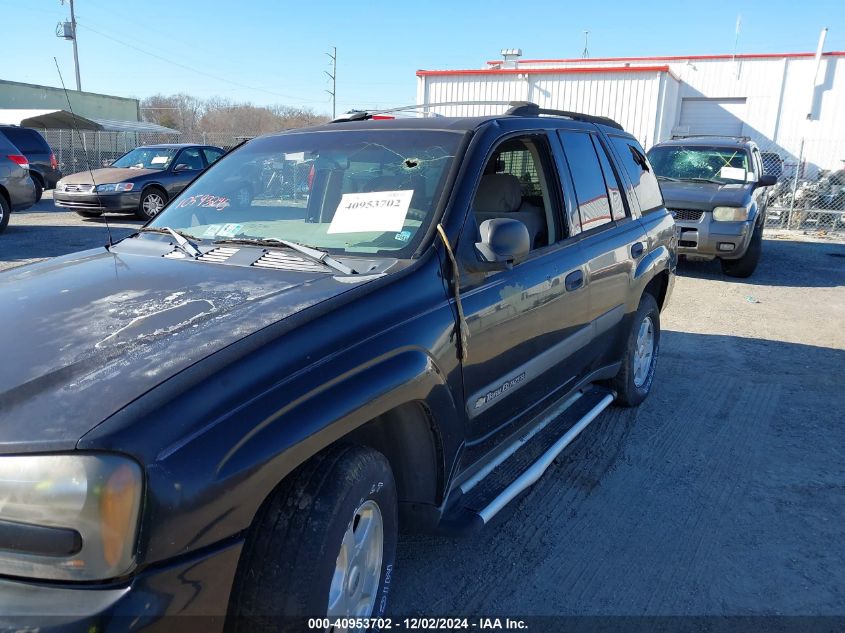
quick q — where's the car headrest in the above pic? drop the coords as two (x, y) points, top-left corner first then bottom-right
(473, 174), (522, 213)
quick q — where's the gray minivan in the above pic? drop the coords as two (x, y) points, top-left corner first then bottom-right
(0, 133), (37, 234)
(0, 126), (62, 202)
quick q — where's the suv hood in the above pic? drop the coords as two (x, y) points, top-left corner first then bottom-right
(60, 167), (158, 185)
(0, 243), (373, 452)
(659, 180), (753, 211)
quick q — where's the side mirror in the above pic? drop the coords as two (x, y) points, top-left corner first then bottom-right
(475, 218), (530, 267)
(173, 163), (191, 172)
(757, 174), (778, 187)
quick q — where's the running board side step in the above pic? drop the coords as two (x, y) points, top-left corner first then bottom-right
(478, 393), (614, 522)
(439, 386), (615, 532)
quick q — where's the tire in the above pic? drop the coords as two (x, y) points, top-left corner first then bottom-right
(136, 187), (167, 220)
(75, 210), (103, 218)
(0, 194), (10, 234)
(30, 174), (44, 203)
(720, 222), (763, 278)
(228, 444), (398, 632)
(609, 292), (660, 407)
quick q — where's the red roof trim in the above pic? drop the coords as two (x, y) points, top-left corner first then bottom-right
(416, 65), (674, 78)
(483, 51), (845, 65)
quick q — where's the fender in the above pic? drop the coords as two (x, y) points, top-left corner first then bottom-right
(632, 242), (670, 308)
(129, 347), (462, 566)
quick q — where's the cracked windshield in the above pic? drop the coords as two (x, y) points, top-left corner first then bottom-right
(149, 130), (463, 254)
(647, 145), (752, 184)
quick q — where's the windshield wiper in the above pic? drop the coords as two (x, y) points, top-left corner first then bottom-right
(657, 175), (682, 182)
(139, 227), (202, 258)
(214, 237), (357, 275)
(687, 177), (724, 185)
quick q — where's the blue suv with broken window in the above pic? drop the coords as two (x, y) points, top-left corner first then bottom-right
(0, 102), (675, 630)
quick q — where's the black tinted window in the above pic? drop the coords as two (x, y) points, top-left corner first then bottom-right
(2, 128), (49, 154)
(559, 131), (612, 231)
(610, 136), (663, 213)
(594, 137), (627, 221)
(174, 148), (203, 171)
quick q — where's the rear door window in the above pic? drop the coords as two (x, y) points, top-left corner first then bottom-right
(203, 148), (224, 166)
(2, 128), (49, 154)
(594, 137), (627, 221)
(558, 131), (613, 231)
(609, 136), (664, 214)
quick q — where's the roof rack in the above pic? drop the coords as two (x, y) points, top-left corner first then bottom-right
(670, 133), (751, 141)
(329, 101), (522, 122)
(329, 100), (624, 130)
(504, 101), (624, 130)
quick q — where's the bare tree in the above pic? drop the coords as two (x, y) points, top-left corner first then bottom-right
(141, 94), (328, 138)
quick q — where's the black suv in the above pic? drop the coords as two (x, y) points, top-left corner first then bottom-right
(0, 103), (676, 629)
(0, 125), (61, 201)
(647, 136), (777, 277)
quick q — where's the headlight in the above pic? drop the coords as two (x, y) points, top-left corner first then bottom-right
(0, 454), (142, 581)
(712, 206), (749, 221)
(95, 183), (135, 193)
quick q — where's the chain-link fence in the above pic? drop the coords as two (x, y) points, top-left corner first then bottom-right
(757, 138), (845, 237)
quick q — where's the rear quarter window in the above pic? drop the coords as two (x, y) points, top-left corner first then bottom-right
(2, 128), (50, 154)
(609, 136), (664, 214)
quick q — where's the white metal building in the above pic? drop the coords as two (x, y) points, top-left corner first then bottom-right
(416, 51), (845, 174)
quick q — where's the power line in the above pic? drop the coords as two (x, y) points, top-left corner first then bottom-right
(75, 21), (328, 105)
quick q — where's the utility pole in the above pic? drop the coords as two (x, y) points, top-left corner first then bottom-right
(325, 46), (337, 119)
(582, 31), (590, 59)
(56, 0), (82, 91)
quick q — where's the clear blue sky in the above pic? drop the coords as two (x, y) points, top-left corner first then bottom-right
(2, 0), (843, 116)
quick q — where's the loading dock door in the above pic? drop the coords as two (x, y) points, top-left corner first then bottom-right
(678, 98), (747, 136)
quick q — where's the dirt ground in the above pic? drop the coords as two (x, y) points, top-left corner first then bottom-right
(391, 238), (845, 617)
(2, 199), (844, 620)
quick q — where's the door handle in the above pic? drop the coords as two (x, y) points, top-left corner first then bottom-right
(631, 242), (645, 258)
(565, 270), (584, 291)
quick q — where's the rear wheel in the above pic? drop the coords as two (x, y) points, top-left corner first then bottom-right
(136, 187), (167, 220)
(0, 194), (10, 234)
(30, 174), (44, 203)
(228, 445), (398, 632)
(610, 292), (660, 407)
(721, 223), (763, 278)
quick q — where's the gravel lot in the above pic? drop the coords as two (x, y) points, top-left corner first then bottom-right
(2, 196), (844, 619)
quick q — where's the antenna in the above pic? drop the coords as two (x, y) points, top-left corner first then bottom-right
(53, 57), (114, 248)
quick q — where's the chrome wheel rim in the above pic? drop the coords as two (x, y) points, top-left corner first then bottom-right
(143, 193), (165, 217)
(327, 499), (384, 621)
(633, 316), (655, 387)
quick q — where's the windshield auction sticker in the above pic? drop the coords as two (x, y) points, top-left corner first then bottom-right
(328, 190), (413, 234)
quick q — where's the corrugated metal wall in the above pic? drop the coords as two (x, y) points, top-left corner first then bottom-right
(417, 71), (666, 147)
(417, 55), (844, 172)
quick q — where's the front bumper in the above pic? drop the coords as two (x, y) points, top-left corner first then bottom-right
(674, 211), (754, 260)
(54, 191), (141, 213)
(0, 539), (242, 632)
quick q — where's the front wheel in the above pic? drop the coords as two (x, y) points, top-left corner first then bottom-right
(228, 445), (398, 632)
(721, 223), (763, 278)
(609, 293), (660, 407)
(136, 187), (167, 220)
